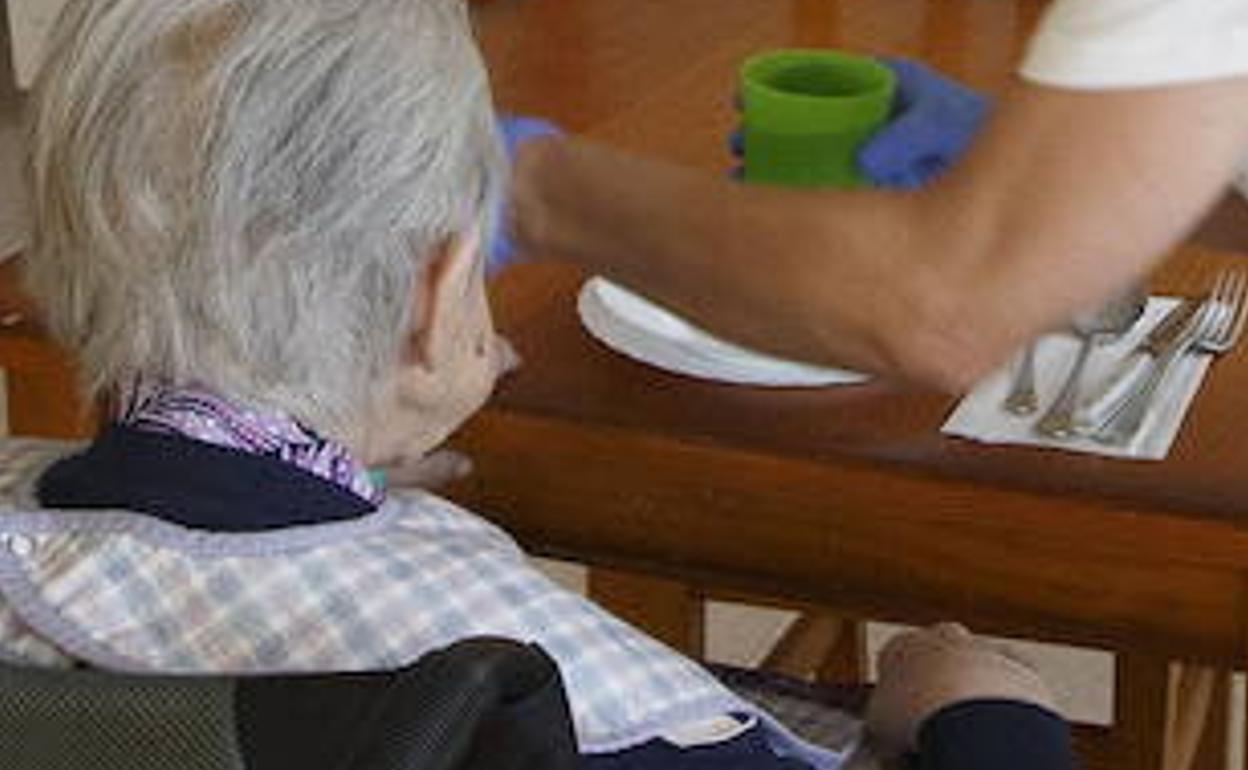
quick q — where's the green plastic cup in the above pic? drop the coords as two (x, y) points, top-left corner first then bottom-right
(741, 49), (896, 188)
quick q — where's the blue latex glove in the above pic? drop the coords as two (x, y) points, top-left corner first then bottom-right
(857, 58), (989, 189)
(488, 115), (562, 275)
(728, 58), (988, 189)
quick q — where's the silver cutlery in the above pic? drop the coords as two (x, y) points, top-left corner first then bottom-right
(1074, 299), (1199, 431)
(1092, 268), (1248, 446)
(1033, 285), (1147, 439)
(1002, 342), (1039, 415)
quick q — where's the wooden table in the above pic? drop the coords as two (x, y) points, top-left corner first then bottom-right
(450, 2), (1248, 769)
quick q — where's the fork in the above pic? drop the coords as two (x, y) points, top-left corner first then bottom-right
(1092, 268), (1248, 446)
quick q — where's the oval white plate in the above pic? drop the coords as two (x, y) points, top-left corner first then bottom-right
(577, 277), (869, 387)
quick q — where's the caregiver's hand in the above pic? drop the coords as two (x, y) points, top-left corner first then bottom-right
(858, 58), (990, 189)
(729, 58), (989, 189)
(488, 115), (563, 275)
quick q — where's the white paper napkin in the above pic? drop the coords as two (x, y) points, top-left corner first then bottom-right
(942, 297), (1212, 460)
(578, 277), (869, 387)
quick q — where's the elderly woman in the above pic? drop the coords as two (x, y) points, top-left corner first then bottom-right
(0, 1), (1070, 769)
(3, 0), (818, 765)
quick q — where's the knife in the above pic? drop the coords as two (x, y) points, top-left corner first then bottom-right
(1074, 299), (1198, 431)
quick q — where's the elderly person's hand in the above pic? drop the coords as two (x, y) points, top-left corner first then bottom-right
(488, 115), (563, 274)
(866, 623), (1058, 759)
(729, 58), (988, 188)
(381, 449), (474, 489)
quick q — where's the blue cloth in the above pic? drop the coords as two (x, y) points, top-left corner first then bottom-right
(489, 115), (563, 275)
(30, 429), (1075, 770)
(10, 432), (757, 756)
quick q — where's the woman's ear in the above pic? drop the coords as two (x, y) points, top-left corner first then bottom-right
(356, 230), (487, 468)
(403, 230), (481, 372)
(358, 229), (490, 467)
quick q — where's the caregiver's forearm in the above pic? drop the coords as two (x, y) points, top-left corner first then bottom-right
(513, 136), (933, 381)
(514, 78), (1248, 392)
(1193, 193), (1248, 252)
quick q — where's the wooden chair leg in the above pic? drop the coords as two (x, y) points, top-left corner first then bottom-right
(1180, 666), (1229, 770)
(1165, 664), (1214, 770)
(815, 615), (867, 684)
(587, 568), (705, 658)
(1115, 652), (1170, 770)
(1113, 655), (1227, 770)
(759, 611), (865, 684)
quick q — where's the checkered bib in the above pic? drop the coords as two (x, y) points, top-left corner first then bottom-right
(0, 439), (841, 766)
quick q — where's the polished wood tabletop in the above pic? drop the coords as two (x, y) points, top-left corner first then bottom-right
(451, 0), (1248, 670)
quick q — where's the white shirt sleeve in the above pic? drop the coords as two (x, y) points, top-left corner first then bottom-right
(1021, 0), (1248, 203)
(1020, 0), (1248, 90)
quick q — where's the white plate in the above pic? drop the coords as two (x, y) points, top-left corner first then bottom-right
(577, 277), (869, 387)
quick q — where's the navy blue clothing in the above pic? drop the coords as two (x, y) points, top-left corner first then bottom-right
(582, 723), (812, 770)
(579, 698), (1078, 768)
(581, 700), (1076, 770)
(37, 423), (374, 531)
(915, 700), (1077, 770)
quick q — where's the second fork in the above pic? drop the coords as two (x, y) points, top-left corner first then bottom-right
(1091, 268), (1247, 446)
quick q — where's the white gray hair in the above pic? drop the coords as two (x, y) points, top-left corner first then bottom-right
(24, 0), (504, 435)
